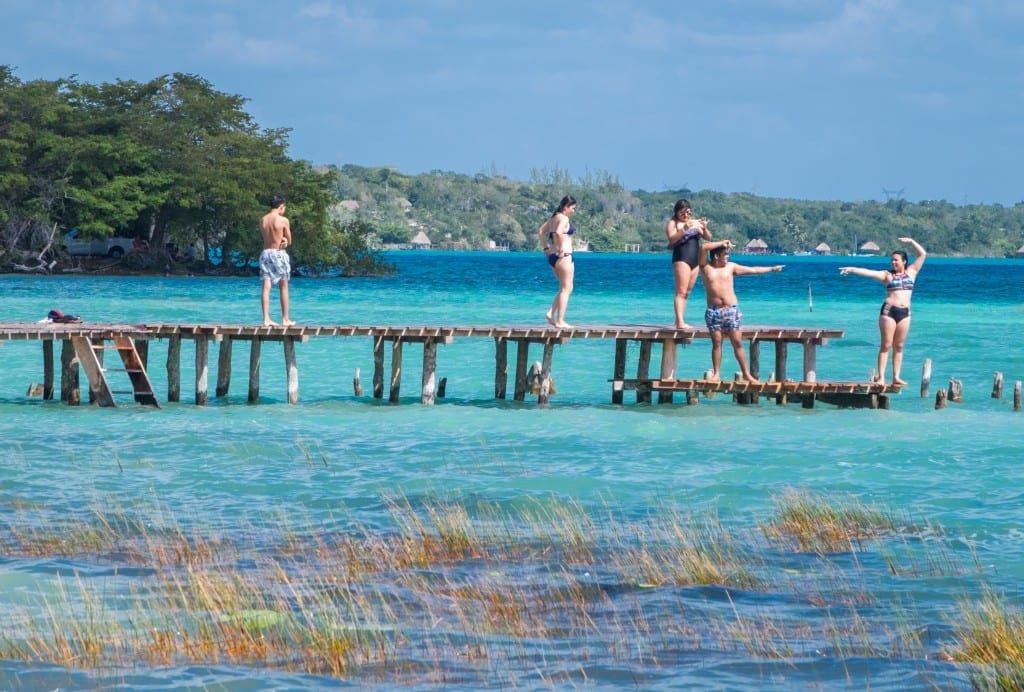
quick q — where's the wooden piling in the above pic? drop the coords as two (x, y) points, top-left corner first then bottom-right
(167, 335), (181, 403)
(42, 340), (54, 400)
(992, 371), (1003, 399)
(612, 340), (627, 405)
(247, 339), (261, 403)
(935, 389), (947, 409)
(947, 378), (963, 403)
(437, 377), (447, 398)
(421, 338), (437, 405)
(494, 336), (508, 399)
(216, 337), (232, 397)
(636, 341), (652, 404)
(389, 339), (403, 404)
(658, 339), (675, 404)
(284, 337), (299, 405)
(703, 369), (716, 399)
(89, 337), (104, 404)
(372, 335), (385, 399)
(1015, 381), (1021, 412)
(195, 335), (209, 406)
(353, 367), (363, 396)
(538, 342), (555, 404)
(60, 339), (78, 405)
(513, 340), (530, 401)
(920, 358), (931, 398)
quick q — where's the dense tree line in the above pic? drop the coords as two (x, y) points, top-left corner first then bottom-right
(334, 164), (1024, 257)
(0, 67), (391, 275)
(3, 65), (1021, 277)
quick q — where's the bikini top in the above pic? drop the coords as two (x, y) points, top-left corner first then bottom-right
(886, 272), (914, 291)
(548, 220), (575, 243)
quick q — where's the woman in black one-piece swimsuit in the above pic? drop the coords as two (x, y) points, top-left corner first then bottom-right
(665, 199), (711, 328)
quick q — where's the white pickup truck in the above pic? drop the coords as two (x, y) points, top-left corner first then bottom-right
(62, 230), (136, 258)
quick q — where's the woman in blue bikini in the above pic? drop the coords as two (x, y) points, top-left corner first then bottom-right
(538, 195), (578, 328)
(839, 237), (927, 385)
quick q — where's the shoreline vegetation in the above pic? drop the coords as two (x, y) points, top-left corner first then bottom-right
(3, 67), (1024, 281)
(0, 485), (1018, 687)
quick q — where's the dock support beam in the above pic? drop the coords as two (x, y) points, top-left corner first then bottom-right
(217, 338), (232, 397)
(284, 337), (299, 405)
(166, 335), (181, 403)
(494, 337), (508, 399)
(43, 341), (54, 400)
(248, 339), (261, 403)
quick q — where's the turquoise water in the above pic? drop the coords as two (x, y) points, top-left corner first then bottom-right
(1, 252), (1023, 689)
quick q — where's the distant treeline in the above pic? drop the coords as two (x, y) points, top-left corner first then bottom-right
(3, 63), (1021, 275)
(333, 163), (1024, 257)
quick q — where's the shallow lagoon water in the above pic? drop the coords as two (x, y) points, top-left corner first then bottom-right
(1, 251), (1023, 689)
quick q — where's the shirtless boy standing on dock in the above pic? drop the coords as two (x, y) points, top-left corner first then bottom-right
(259, 194), (294, 327)
(699, 239), (784, 382)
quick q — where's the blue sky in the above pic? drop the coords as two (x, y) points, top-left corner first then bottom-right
(5, 1), (1023, 205)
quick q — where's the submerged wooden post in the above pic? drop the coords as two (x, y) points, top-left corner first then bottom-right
(353, 367), (363, 396)
(389, 338), (403, 404)
(494, 336), (508, 399)
(216, 337), (232, 397)
(1015, 381), (1021, 412)
(935, 389), (947, 409)
(248, 338), (262, 403)
(421, 338), (437, 405)
(43, 340), (54, 400)
(372, 335), (385, 399)
(612, 339), (627, 405)
(513, 340), (530, 401)
(284, 337), (299, 405)
(538, 340), (555, 404)
(948, 378), (963, 403)
(920, 358), (932, 398)
(437, 377), (447, 398)
(685, 388), (699, 405)
(636, 340), (652, 404)
(166, 334), (181, 403)
(195, 334), (209, 406)
(992, 372), (1004, 399)
(60, 339), (79, 405)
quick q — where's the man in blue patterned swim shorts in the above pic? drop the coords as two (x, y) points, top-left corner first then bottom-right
(699, 239), (784, 382)
(259, 194), (295, 326)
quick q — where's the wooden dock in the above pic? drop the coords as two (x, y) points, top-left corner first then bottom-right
(0, 322), (899, 409)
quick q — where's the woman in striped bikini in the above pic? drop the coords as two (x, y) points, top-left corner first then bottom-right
(839, 237), (927, 386)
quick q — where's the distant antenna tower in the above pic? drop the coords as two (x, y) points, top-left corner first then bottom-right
(882, 187), (905, 202)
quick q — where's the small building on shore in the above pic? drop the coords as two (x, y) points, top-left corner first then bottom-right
(858, 240), (881, 255)
(813, 242), (832, 255)
(744, 238), (769, 254)
(411, 230), (432, 249)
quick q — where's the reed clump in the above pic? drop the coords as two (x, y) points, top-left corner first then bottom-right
(760, 488), (900, 554)
(948, 589), (1024, 690)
